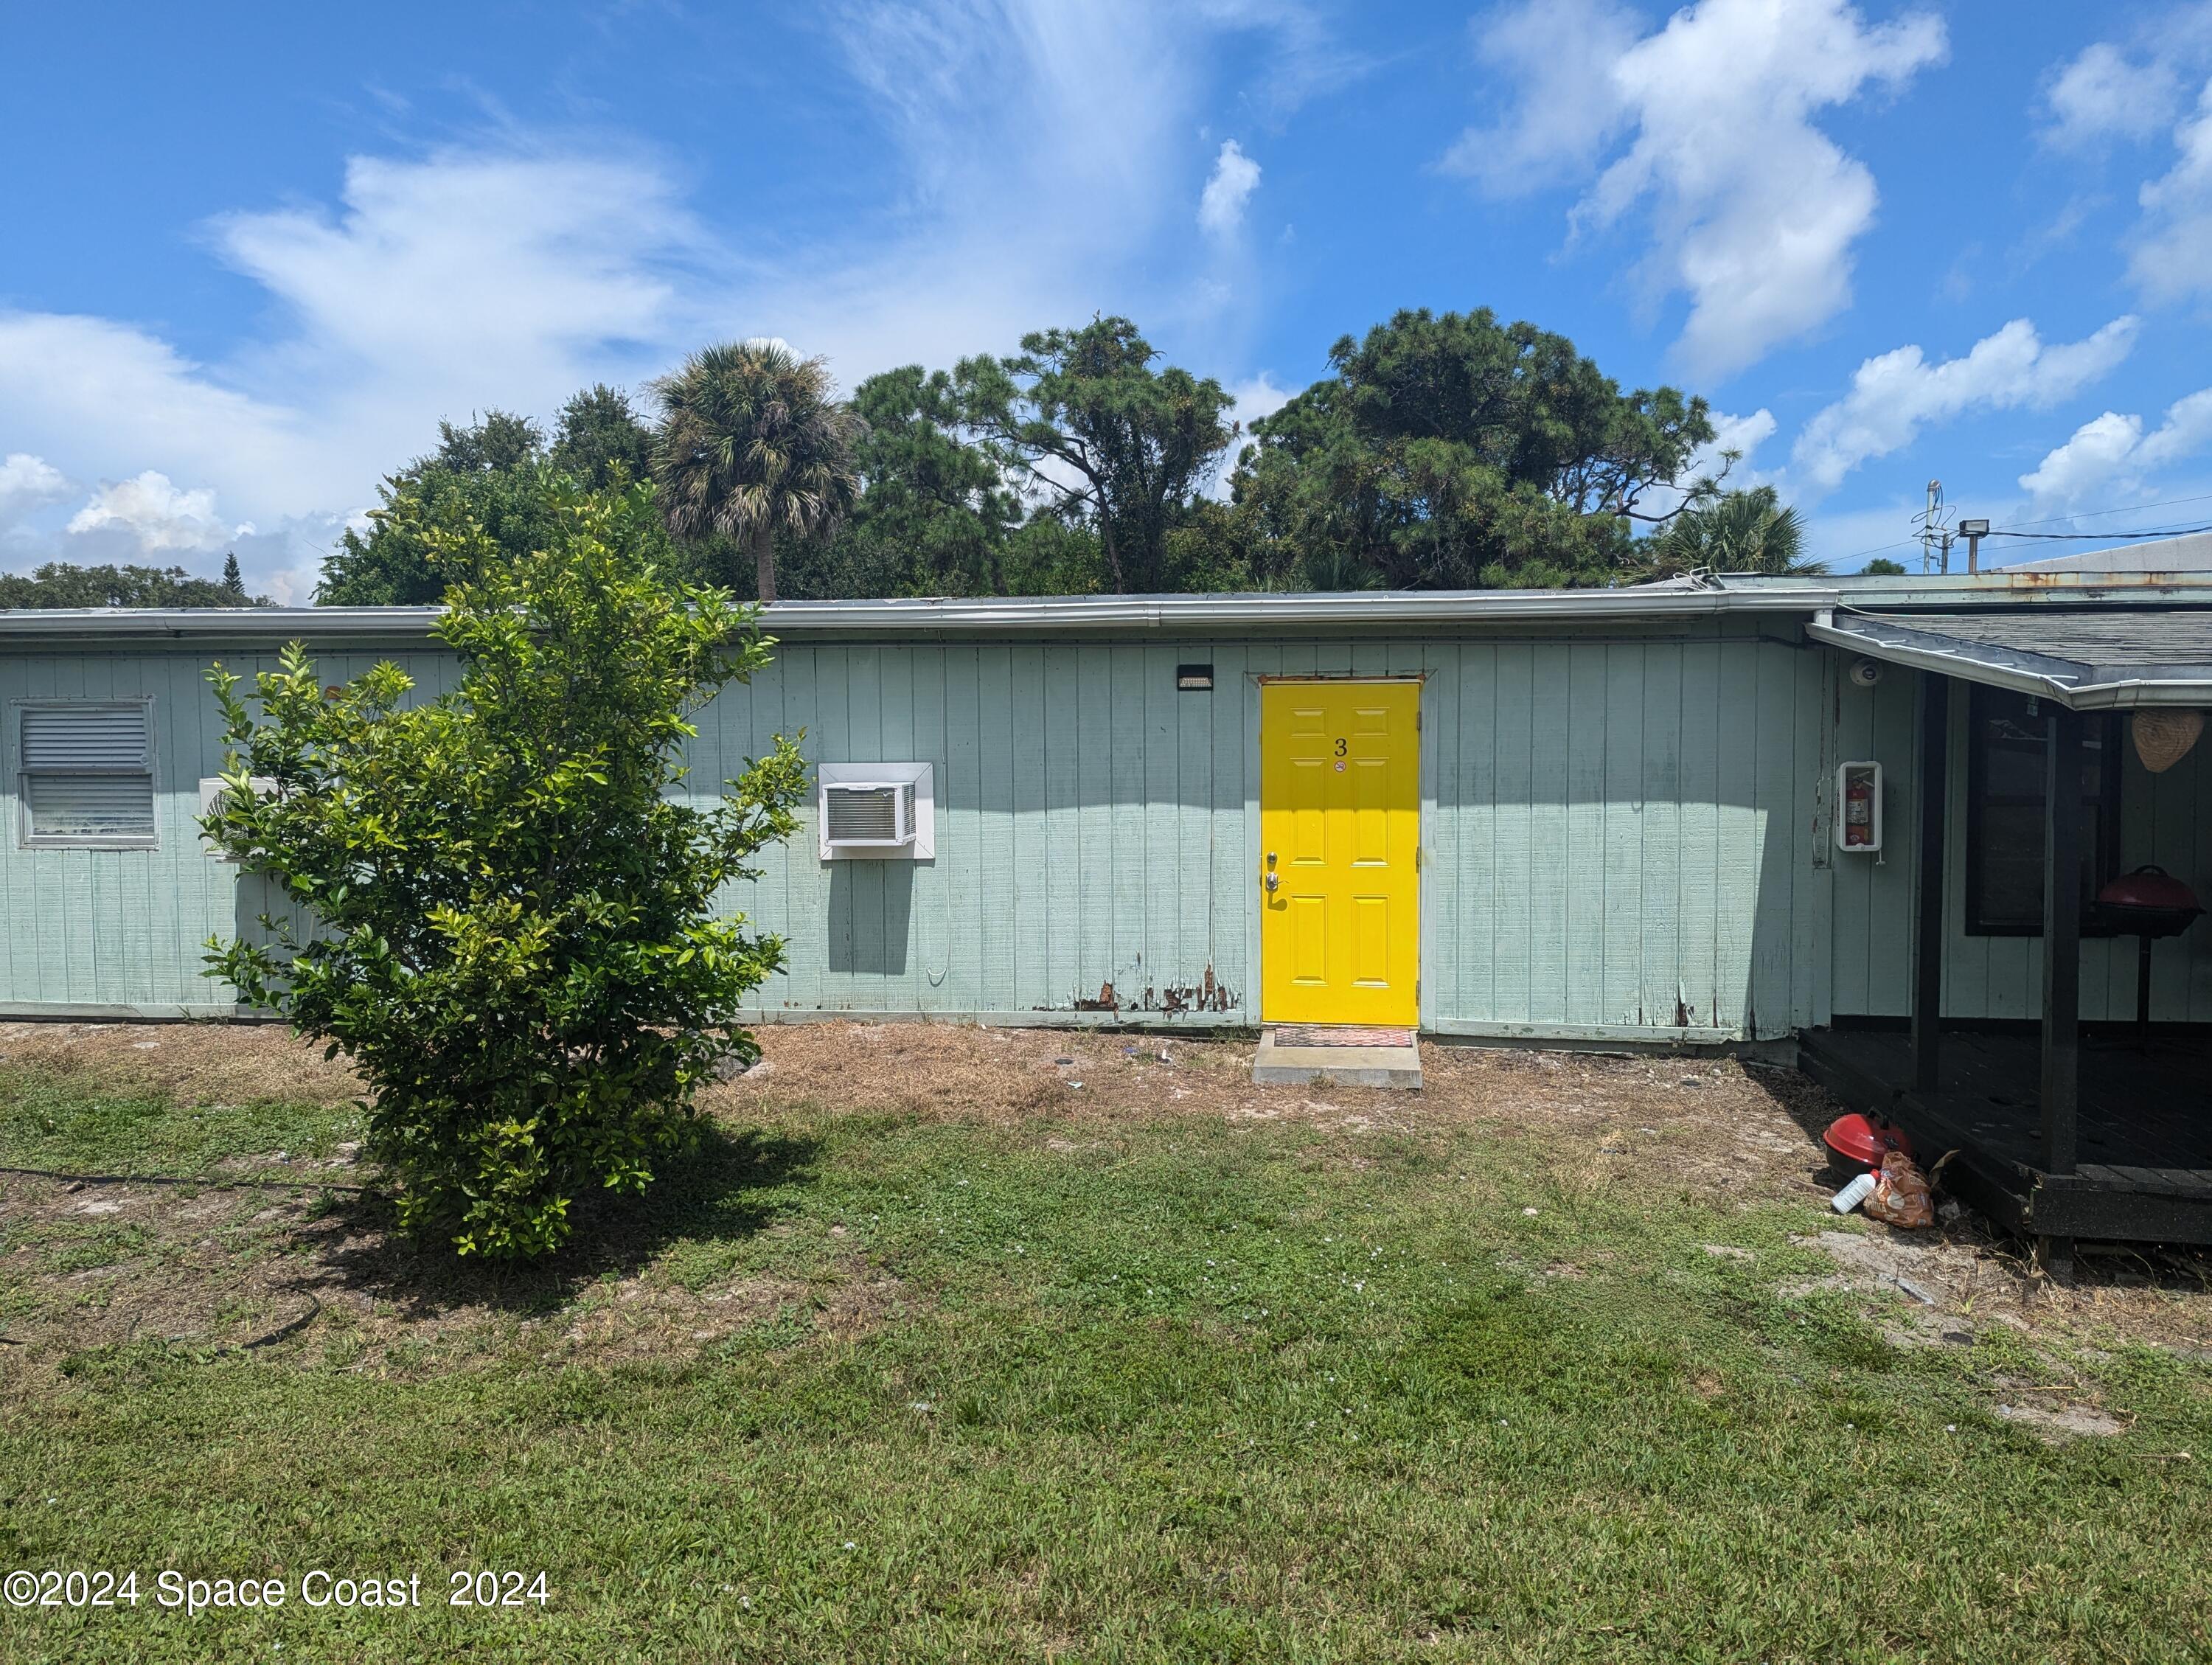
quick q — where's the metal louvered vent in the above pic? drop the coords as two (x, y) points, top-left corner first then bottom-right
(22, 704), (148, 769)
(18, 701), (157, 846)
(824, 782), (913, 846)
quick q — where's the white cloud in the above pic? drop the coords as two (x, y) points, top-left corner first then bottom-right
(2017, 413), (2145, 507)
(1198, 140), (1262, 236)
(0, 2), (1332, 600)
(1441, 0), (1641, 193)
(2020, 387), (2212, 505)
(2042, 41), (2183, 148)
(1447, 0), (1946, 380)
(1207, 372), (1295, 498)
(2133, 80), (2212, 299)
(1791, 316), (2139, 496)
(2039, 5), (2212, 148)
(1693, 406), (1779, 487)
(66, 472), (244, 555)
(1631, 406), (1778, 521)
(1228, 372), (1293, 428)
(2042, 10), (2212, 299)
(0, 453), (71, 525)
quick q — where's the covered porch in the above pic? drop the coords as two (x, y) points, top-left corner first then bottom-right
(1803, 599), (2212, 1259)
(1799, 1026), (2212, 1245)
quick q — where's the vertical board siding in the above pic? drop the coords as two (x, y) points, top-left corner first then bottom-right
(1829, 665), (2212, 1021)
(0, 633), (1837, 1037)
(0, 647), (447, 1009)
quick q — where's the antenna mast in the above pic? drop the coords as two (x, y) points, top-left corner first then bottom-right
(1913, 479), (1955, 574)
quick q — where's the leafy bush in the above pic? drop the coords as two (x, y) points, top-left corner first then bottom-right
(204, 481), (806, 1258)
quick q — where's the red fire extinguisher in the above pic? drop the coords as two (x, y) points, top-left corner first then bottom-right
(1835, 761), (1882, 852)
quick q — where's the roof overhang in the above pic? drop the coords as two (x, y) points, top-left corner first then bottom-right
(1809, 608), (2212, 709)
(0, 585), (1841, 646)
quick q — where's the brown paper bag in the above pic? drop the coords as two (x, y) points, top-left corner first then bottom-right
(1863, 1150), (1933, 1228)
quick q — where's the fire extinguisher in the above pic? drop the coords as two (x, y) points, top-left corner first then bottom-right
(1834, 761), (1882, 852)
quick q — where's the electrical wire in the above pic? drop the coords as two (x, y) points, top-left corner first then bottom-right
(1986, 521), (2212, 542)
(1994, 490), (2212, 532)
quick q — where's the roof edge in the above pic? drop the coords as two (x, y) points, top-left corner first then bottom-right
(1809, 613), (2212, 709)
(0, 586), (1840, 643)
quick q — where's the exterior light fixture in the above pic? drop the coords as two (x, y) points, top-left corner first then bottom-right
(1958, 518), (1990, 574)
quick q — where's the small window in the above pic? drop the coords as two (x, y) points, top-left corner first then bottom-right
(1964, 686), (2120, 936)
(817, 762), (934, 860)
(17, 700), (157, 848)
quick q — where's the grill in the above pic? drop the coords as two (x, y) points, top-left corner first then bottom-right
(2090, 866), (2205, 1040)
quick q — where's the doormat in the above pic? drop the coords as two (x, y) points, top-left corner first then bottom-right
(1268, 1025), (1416, 1049)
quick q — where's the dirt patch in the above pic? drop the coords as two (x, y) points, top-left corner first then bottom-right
(1993, 1400), (2126, 1441)
(0, 1020), (363, 1106)
(710, 1023), (1847, 1200)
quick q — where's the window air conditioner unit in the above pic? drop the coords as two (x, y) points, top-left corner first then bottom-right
(824, 780), (914, 847)
(817, 762), (934, 860)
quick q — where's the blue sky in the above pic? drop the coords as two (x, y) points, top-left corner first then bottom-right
(4, 1), (2211, 599)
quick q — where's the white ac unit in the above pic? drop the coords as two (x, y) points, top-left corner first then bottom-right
(818, 762), (935, 860)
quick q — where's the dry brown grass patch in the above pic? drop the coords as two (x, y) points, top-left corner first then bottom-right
(0, 1020), (363, 1106)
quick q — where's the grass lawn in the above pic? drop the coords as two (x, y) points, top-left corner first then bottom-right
(1, 1023), (2208, 1663)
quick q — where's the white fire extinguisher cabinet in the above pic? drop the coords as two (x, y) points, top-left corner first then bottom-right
(1835, 760), (1883, 853)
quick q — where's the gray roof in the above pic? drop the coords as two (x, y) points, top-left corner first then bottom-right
(1809, 605), (2212, 708)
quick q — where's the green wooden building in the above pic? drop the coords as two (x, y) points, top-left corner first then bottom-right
(3, 573), (2210, 1241)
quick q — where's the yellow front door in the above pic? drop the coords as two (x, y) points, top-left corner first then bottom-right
(1259, 679), (1420, 1026)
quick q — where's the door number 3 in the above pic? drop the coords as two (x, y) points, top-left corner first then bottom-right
(1332, 737), (1347, 757)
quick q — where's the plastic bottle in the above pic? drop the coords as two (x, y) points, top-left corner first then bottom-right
(1831, 1171), (1878, 1214)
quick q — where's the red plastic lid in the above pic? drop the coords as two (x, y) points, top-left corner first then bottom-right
(1823, 1112), (1913, 1167)
(2096, 864), (2202, 913)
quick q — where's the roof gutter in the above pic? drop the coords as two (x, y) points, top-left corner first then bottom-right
(0, 587), (1843, 644)
(758, 586), (1840, 634)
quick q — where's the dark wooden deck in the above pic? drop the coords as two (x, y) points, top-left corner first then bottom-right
(1799, 1026), (2212, 1244)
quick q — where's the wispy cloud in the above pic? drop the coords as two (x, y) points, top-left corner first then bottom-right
(1199, 141), (1262, 237)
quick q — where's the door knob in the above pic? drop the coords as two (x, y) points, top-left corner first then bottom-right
(1265, 851), (1279, 893)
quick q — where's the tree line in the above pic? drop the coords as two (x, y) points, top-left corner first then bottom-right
(1, 307), (1822, 611)
(319, 307), (1820, 608)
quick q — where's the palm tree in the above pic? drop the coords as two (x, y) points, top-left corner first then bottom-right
(1646, 485), (1825, 577)
(650, 341), (864, 602)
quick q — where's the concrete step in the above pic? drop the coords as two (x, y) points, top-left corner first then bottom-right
(1253, 1026), (1422, 1089)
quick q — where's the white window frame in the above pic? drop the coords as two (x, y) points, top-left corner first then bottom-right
(818, 762), (935, 861)
(13, 697), (160, 850)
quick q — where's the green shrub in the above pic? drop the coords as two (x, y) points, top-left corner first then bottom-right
(203, 480), (806, 1258)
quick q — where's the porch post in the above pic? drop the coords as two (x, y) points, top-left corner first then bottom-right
(1912, 671), (1947, 1094)
(2040, 704), (2082, 1175)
